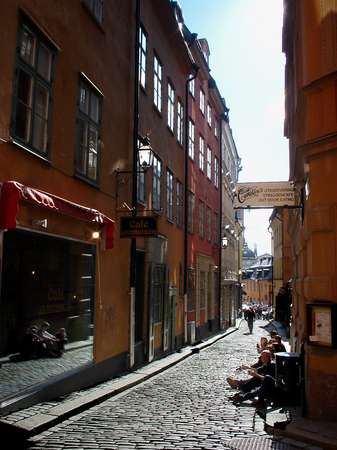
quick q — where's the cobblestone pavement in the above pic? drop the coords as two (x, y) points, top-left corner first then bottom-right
(25, 321), (281, 450)
(0, 346), (93, 400)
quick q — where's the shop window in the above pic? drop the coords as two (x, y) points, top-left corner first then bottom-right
(0, 230), (96, 401)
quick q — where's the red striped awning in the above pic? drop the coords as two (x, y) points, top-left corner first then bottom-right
(0, 181), (114, 249)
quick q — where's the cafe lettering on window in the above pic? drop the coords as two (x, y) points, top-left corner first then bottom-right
(120, 216), (158, 238)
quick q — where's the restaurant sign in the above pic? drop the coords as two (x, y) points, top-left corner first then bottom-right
(120, 216), (158, 238)
(233, 181), (298, 209)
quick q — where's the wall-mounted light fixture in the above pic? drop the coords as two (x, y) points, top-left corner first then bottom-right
(92, 231), (100, 240)
(222, 236), (228, 248)
(138, 135), (154, 170)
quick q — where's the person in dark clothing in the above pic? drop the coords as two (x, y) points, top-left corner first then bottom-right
(227, 350), (275, 393)
(229, 350), (276, 405)
(244, 307), (256, 334)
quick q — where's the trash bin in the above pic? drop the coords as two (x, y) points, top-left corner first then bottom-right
(275, 352), (301, 405)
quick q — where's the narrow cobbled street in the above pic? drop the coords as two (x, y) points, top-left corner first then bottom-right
(26, 321), (275, 450)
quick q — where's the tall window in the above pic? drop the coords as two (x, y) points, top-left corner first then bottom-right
(188, 119), (195, 159)
(13, 22), (55, 155)
(138, 26), (147, 89)
(214, 157), (219, 187)
(207, 146), (212, 180)
(76, 79), (102, 182)
(214, 120), (218, 138)
(214, 212), (219, 245)
(153, 55), (162, 111)
(167, 81), (175, 132)
(83, 0), (104, 23)
(207, 207), (212, 241)
(177, 100), (184, 145)
(207, 103), (212, 127)
(176, 180), (183, 227)
(199, 200), (205, 239)
(137, 159), (145, 203)
(199, 135), (205, 172)
(199, 89), (205, 114)
(188, 191), (195, 233)
(200, 271), (206, 308)
(166, 170), (173, 221)
(189, 77), (195, 97)
(152, 154), (162, 211)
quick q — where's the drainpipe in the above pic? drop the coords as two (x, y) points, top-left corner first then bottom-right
(183, 65), (198, 344)
(129, 0), (141, 368)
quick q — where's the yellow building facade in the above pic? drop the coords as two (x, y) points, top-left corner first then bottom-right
(283, 0), (337, 421)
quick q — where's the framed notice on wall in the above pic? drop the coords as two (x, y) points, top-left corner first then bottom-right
(307, 303), (337, 348)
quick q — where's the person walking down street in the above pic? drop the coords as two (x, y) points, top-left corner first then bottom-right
(244, 307), (256, 334)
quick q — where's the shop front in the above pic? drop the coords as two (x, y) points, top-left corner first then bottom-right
(0, 181), (115, 411)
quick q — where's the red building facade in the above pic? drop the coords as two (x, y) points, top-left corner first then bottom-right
(185, 35), (225, 341)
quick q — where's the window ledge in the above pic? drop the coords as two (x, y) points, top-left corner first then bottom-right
(74, 172), (100, 189)
(10, 138), (51, 165)
(153, 104), (163, 118)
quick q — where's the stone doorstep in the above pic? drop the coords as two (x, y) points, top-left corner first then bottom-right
(275, 423), (337, 450)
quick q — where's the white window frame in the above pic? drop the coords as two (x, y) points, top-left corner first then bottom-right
(207, 103), (212, 127)
(199, 89), (205, 115)
(214, 156), (219, 188)
(166, 170), (174, 221)
(153, 54), (162, 112)
(176, 180), (183, 227)
(139, 26), (147, 89)
(189, 77), (195, 97)
(152, 154), (162, 211)
(167, 81), (175, 132)
(199, 135), (205, 172)
(207, 146), (212, 180)
(199, 200), (205, 239)
(188, 119), (195, 159)
(177, 100), (184, 145)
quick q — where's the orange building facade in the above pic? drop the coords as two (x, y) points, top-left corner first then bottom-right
(283, 0), (337, 420)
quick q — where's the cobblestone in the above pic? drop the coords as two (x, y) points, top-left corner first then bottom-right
(25, 320), (281, 449)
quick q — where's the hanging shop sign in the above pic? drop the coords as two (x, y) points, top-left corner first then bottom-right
(233, 181), (298, 209)
(120, 216), (158, 238)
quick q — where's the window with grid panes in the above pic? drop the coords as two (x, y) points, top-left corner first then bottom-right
(199, 135), (205, 172)
(214, 157), (219, 187)
(207, 146), (212, 180)
(152, 154), (162, 211)
(137, 159), (145, 203)
(176, 180), (183, 227)
(12, 21), (55, 156)
(166, 170), (173, 221)
(189, 77), (195, 97)
(167, 81), (175, 132)
(153, 55), (162, 112)
(200, 271), (206, 308)
(199, 200), (205, 239)
(177, 100), (184, 145)
(188, 191), (195, 233)
(199, 89), (205, 114)
(214, 212), (219, 245)
(207, 207), (212, 241)
(188, 119), (195, 159)
(207, 103), (212, 127)
(76, 79), (102, 182)
(139, 26), (147, 89)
